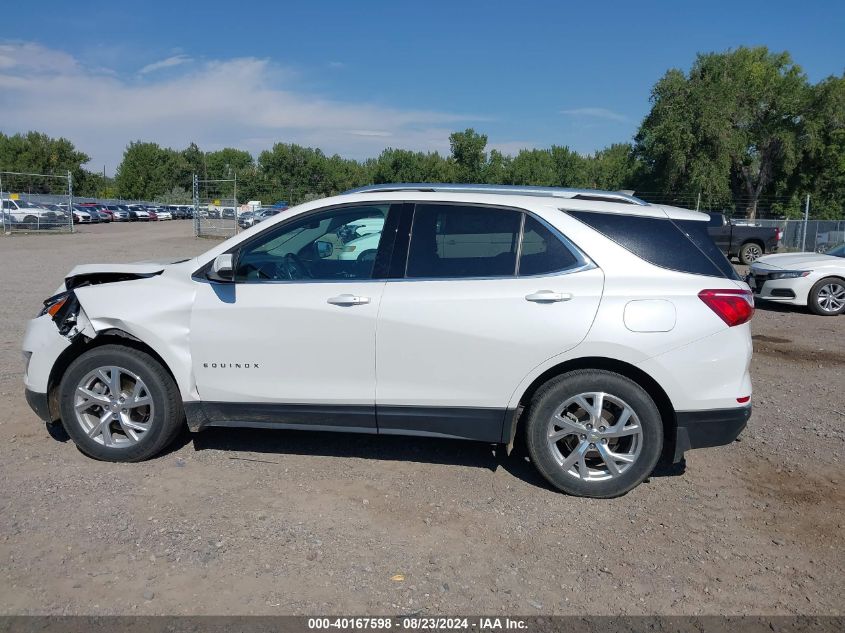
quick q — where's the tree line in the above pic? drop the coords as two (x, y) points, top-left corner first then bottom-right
(1, 47), (842, 219)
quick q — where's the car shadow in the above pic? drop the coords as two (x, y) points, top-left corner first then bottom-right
(187, 426), (686, 491)
(752, 299), (808, 315)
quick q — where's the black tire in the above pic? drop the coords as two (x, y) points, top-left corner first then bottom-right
(58, 345), (184, 462)
(524, 370), (663, 498)
(739, 241), (763, 265)
(22, 215), (39, 230)
(808, 276), (845, 316)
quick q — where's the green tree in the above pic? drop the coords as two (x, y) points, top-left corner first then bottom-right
(114, 141), (184, 200)
(783, 74), (845, 219)
(584, 143), (643, 191)
(181, 142), (205, 181)
(635, 47), (808, 218)
(449, 129), (487, 183)
(204, 148), (254, 180)
(371, 148), (452, 184)
(0, 131), (90, 194)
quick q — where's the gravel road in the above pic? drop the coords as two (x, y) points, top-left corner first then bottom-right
(1, 222), (842, 615)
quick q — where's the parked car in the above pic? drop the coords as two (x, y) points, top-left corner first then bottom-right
(156, 208), (173, 220)
(706, 212), (781, 265)
(22, 184), (754, 498)
(747, 243), (845, 315)
(255, 208), (282, 224)
(237, 211), (256, 228)
(1, 199), (63, 228)
(78, 204), (111, 223)
(71, 205), (93, 224)
(105, 205), (131, 221)
(125, 205), (150, 222)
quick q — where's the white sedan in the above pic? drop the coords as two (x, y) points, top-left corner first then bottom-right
(747, 244), (845, 315)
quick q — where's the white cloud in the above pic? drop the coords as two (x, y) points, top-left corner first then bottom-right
(139, 54), (193, 74)
(0, 41), (487, 173)
(560, 107), (627, 122)
(348, 130), (392, 137)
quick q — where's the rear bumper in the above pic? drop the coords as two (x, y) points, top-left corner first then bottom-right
(673, 405), (751, 462)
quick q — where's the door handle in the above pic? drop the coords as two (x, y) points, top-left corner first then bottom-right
(327, 294), (371, 306)
(525, 290), (572, 303)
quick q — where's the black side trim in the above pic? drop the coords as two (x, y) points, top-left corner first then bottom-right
(25, 389), (52, 422)
(674, 406), (751, 462)
(377, 406), (505, 442)
(185, 401), (507, 442)
(198, 402), (376, 431)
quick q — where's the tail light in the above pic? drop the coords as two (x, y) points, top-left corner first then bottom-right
(698, 288), (754, 326)
(776, 227), (783, 242)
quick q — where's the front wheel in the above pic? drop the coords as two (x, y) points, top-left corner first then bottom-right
(808, 277), (845, 316)
(58, 345), (184, 461)
(524, 370), (663, 498)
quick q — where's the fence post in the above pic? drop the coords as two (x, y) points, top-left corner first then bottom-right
(801, 194), (810, 252)
(1, 170), (6, 235)
(67, 170), (74, 234)
(193, 173), (199, 237)
(234, 172), (239, 234)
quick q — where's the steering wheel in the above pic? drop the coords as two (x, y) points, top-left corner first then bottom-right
(282, 253), (310, 280)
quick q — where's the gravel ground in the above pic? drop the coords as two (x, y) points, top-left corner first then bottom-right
(0, 222), (842, 615)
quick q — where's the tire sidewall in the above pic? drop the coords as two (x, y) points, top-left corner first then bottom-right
(59, 346), (178, 462)
(525, 371), (663, 498)
(740, 242), (762, 265)
(809, 277), (845, 316)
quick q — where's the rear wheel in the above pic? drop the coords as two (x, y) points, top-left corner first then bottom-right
(524, 370), (663, 498)
(59, 345), (184, 461)
(808, 277), (845, 316)
(739, 242), (763, 265)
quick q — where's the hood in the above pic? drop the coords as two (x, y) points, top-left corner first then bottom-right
(64, 261), (170, 290)
(752, 252), (841, 270)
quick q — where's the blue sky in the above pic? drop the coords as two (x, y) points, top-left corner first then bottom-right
(1, 0), (843, 174)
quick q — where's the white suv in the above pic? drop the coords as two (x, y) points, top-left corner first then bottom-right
(22, 184), (754, 497)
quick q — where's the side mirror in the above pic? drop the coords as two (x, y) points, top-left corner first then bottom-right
(316, 240), (334, 258)
(207, 253), (235, 282)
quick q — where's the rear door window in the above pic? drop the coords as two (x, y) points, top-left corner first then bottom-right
(406, 204), (521, 278)
(518, 215), (579, 276)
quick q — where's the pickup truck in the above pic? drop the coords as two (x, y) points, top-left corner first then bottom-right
(707, 212), (782, 265)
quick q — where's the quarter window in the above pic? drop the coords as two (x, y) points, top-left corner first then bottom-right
(569, 210), (739, 280)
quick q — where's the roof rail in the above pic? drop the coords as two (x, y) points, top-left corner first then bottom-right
(342, 183), (648, 205)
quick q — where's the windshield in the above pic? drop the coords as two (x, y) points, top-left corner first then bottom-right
(827, 243), (845, 257)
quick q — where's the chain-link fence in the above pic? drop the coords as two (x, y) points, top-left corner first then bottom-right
(752, 219), (845, 253)
(1, 171), (73, 234)
(194, 175), (239, 238)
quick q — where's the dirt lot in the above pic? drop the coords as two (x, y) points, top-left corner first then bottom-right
(0, 221), (842, 616)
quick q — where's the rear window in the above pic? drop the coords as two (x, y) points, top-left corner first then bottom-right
(568, 210), (739, 280)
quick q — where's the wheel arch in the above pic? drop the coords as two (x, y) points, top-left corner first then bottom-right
(510, 356), (678, 462)
(46, 329), (180, 422)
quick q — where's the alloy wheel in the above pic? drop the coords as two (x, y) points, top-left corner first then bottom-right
(546, 392), (643, 481)
(73, 365), (154, 447)
(817, 282), (845, 313)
